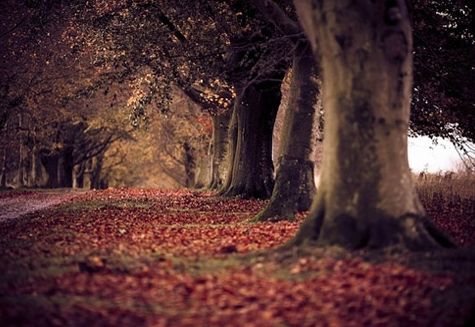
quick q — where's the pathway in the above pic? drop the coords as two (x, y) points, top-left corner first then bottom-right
(0, 189), (88, 223)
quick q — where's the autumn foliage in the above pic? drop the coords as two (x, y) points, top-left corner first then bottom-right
(1, 188), (474, 326)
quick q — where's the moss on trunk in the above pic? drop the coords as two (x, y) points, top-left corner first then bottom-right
(253, 42), (319, 221)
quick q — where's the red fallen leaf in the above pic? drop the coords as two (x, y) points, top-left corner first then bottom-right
(290, 265), (301, 274)
(1, 188), (473, 327)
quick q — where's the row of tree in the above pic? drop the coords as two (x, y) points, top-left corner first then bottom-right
(1, 0), (474, 250)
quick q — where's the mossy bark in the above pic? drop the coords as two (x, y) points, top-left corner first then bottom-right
(288, 0), (455, 250)
(219, 82), (281, 199)
(253, 43), (319, 221)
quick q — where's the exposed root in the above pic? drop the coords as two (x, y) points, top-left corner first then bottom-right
(218, 183), (272, 200)
(250, 206), (295, 223)
(280, 198), (325, 250)
(280, 196), (457, 252)
(250, 196), (297, 222)
(421, 215), (458, 248)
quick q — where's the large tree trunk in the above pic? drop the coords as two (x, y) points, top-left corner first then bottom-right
(0, 136), (7, 189)
(58, 147), (74, 188)
(218, 107), (238, 195)
(30, 144), (47, 188)
(253, 42), (319, 221)
(42, 153), (60, 188)
(63, 148), (74, 188)
(17, 111), (27, 188)
(74, 161), (86, 188)
(208, 111), (231, 190)
(183, 142), (196, 188)
(219, 82), (281, 199)
(90, 154), (104, 190)
(289, 0), (454, 250)
(193, 139), (211, 189)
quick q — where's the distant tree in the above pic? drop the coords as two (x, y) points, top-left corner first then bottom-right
(209, 0), (289, 199)
(64, 0), (292, 198)
(411, 0), (475, 142)
(288, 0), (454, 250)
(0, 0), (146, 189)
(58, 0), (234, 191)
(411, 0), (475, 171)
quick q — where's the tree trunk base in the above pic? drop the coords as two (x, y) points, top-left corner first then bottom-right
(218, 183), (272, 200)
(285, 198), (456, 251)
(250, 158), (315, 222)
(208, 178), (219, 191)
(250, 205), (296, 222)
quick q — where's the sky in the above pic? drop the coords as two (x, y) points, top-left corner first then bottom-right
(408, 136), (463, 173)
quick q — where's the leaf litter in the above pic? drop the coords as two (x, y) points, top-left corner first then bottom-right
(0, 188), (474, 326)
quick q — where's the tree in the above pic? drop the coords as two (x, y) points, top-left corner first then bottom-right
(63, 0), (241, 192)
(251, 0), (320, 221)
(0, 0), (128, 189)
(411, 0), (475, 171)
(214, 0), (289, 199)
(217, 71), (284, 199)
(87, 0), (290, 198)
(288, 0), (454, 250)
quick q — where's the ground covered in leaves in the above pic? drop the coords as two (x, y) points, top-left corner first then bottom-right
(1, 188), (474, 326)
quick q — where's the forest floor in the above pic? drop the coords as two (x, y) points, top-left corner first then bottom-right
(0, 188), (474, 326)
(0, 189), (88, 223)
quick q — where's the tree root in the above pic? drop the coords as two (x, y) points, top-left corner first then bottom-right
(281, 197), (457, 251)
(217, 183), (272, 200)
(250, 204), (296, 222)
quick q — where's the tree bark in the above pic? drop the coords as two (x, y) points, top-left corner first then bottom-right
(288, 0), (454, 250)
(253, 42), (319, 221)
(42, 152), (60, 188)
(59, 147), (74, 188)
(17, 111), (27, 188)
(208, 111), (231, 190)
(193, 140), (211, 189)
(218, 106), (239, 195)
(183, 141), (196, 188)
(30, 144), (47, 187)
(90, 153), (104, 190)
(75, 161), (86, 188)
(0, 134), (7, 189)
(219, 81), (281, 199)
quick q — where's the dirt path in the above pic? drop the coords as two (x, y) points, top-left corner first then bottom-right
(0, 189), (88, 223)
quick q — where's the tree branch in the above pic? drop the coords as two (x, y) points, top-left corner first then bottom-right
(254, 0), (302, 43)
(151, 5), (187, 43)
